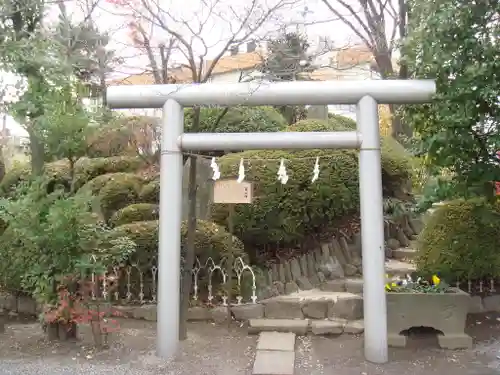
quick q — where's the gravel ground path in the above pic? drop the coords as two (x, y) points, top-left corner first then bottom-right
(293, 313), (500, 375)
(2, 314), (500, 375)
(0, 320), (256, 375)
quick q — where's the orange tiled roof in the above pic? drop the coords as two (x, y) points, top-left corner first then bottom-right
(108, 46), (392, 86)
(206, 51), (264, 75)
(299, 68), (344, 81)
(336, 45), (374, 67)
(110, 66), (193, 85)
(109, 51), (265, 86)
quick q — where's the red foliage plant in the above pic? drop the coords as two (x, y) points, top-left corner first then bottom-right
(44, 274), (123, 344)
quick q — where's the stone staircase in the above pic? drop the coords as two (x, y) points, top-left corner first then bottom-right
(246, 256), (416, 337)
(391, 248), (418, 261)
(248, 219), (421, 374)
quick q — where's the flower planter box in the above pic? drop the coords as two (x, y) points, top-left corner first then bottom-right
(46, 322), (60, 341)
(0, 308), (5, 334)
(45, 322), (77, 341)
(386, 288), (472, 349)
(58, 321), (77, 341)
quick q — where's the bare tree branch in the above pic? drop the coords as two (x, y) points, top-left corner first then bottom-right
(320, 0), (411, 139)
(321, 0), (374, 48)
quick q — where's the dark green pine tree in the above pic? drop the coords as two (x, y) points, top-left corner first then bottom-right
(260, 32), (314, 124)
(53, 3), (121, 106)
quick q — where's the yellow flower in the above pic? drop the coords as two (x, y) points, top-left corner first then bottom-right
(432, 275), (441, 285)
(385, 282), (398, 291)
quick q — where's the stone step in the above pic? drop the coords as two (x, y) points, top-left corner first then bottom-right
(385, 259), (416, 276)
(320, 259), (416, 295)
(248, 318), (364, 336)
(260, 290), (363, 320)
(392, 248), (418, 261)
(321, 278), (364, 294)
(249, 318), (309, 334)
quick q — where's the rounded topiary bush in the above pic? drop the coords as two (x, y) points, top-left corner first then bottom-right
(380, 136), (413, 197)
(0, 158), (5, 183)
(139, 179), (160, 204)
(79, 172), (145, 196)
(87, 118), (148, 158)
(328, 113), (356, 130)
(0, 159), (72, 197)
(0, 163), (31, 196)
(110, 219), (245, 265)
(185, 106), (287, 133)
(98, 174), (144, 220)
(211, 118), (413, 247)
(416, 198), (500, 281)
(73, 156), (145, 191)
(0, 156), (145, 198)
(110, 203), (159, 227)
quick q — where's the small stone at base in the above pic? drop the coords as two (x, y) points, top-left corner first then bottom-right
(248, 318), (309, 335)
(311, 320), (344, 335)
(344, 320), (364, 334)
(437, 333), (473, 349)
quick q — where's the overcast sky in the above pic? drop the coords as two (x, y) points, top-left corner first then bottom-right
(50, 0), (398, 75)
(5, 0), (399, 137)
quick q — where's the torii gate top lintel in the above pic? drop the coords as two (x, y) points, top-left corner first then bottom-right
(106, 80), (436, 109)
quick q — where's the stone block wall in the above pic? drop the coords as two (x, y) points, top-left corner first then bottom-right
(384, 216), (423, 254)
(257, 236), (362, 300)
(3, 288), (500, 324)
(256, 215), (424, 300)
(0, 292), (266, 323)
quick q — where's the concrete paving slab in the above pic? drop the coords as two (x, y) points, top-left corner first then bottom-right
(252, 350), (295, 375)
(248, 319), (309, 334)
(257, 332), (296, 351)
(278, 290), (358, 301)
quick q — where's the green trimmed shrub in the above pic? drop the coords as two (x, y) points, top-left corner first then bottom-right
(0, 156), (146, 197)
(139, 179), (160, 204)
(87, 117), (154, 158)
(73, 156), (145, 191)
(328, 113), (356, 130)
(184, 106), (287, 133)
(0, 163), (30, 196)
(0, 218), (7, 236)
(110, 203), (159, 227)
(79, 173), (145, 196)
(0, 160), (72, 197)
(416, 198), (500, 280)
(211, 118), (413, 247)
(98, 174), (144, 220)
(109, 220), (245, 265)
(0, 158), (5, 183)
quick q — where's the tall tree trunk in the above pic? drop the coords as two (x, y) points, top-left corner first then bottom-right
(28, 125), (44, 176)
(392, 0), (413, 141)
(375, 56), (412, 141)
(179, 107), (200, 340)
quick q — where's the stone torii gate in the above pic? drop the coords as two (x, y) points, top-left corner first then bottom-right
(107, 79), (436, 364)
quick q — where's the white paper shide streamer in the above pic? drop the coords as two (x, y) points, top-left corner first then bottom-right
(277, 158), (289, 184)
(311, 157), (320, 183)
(210, 157), (221, 180)
(237, 158), (245, 183)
